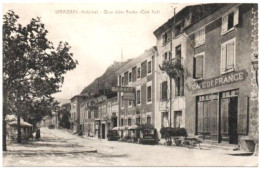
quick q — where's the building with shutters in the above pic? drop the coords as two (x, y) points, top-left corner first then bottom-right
(116, 47), (157, 137)
(154, 3), (258, 149)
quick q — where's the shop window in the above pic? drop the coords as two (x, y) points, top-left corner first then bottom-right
(221, 7), (239, 35)
(147, 116), (151, 125)
(136, 90), (141, 105)
(221, 38), (236, 73)
(147, 85), (152, 103)
(147, 61), (152, 74)
(161, 112), (169, 127)
(195, 28), (205, 47)
(161, 81), (168, 100)
(193, 53), (204, 79)
(175, 75), (184, 96)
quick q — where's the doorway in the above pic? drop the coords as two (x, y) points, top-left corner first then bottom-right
(229, 97), (238, 144)
(101, 124), (106, 139)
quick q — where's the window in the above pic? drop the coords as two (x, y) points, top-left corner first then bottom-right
(129, 72), (132, 82)
(121, 76), (124, 86)
(195, 28), (205, 47)
(121, 96), (124, 108)
(137, 67), (141, 79)
(162, 31), (171, 45)
(147, 116), (151, 125)
(128, 101), (132, 107)
(221, 7), (239, 35)
(88, 111), (92, 119)
(124, 71), (128, 85)
(147, 61), (152, 74)
(132, 67), (136, 82)
(221, 38), (236, 73)
(136, 90), (141, 105)
(147, 85), (152, 103)
(141, 61), (147, 78)
(163, 52), (172, 61)
(128, 118), (132, 126)
(175, 75), (184, 96)
(175, 45), (181, 60)
(161, 81), (168, 100)
(121, 118), (124, 126)
(94, 111), (98, 119)
(136, 117), (140, 125)
(175, 21), (184, 36)
(193, 53), (204, 79)
(162, 112), (169, 127)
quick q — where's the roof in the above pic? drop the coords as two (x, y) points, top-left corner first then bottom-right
(116, 46), (157, 75)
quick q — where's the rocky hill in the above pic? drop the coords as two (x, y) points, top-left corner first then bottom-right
(81, 59), (132, 96)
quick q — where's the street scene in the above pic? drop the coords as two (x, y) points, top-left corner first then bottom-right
(3, 2), (259, 167)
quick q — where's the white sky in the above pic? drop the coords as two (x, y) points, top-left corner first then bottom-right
(3, 3), (189, 100)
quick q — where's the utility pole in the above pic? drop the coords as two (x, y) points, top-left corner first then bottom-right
(169, 7), (176, 128)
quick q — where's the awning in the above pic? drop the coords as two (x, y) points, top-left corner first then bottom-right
(9, 121), (32, 127)
(128, 125), (138, 130)
(112, 127), (119, 130)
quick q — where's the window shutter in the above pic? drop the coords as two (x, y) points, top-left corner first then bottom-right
(195, 55), (204, 78)
(198, 101), (204, 133)
(200, 29), (205, 44)
(210, 100), (218, 135)
(167, 31), (171, 42)
(221, 98), (229, 134)
(237, 96), (249, 134)
(221, 45), (227, 72)
(221, 15), (228, 34)
(193, 57), (196, 78)
(141, 61), (147, 78)
(132, 67), (136, 82)
(233, 7), (239, 26)
(226, 41), (235, 69)
(169, 52), (172, 60)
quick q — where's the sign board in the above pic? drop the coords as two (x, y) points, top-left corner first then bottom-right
(111, 86), (135, 93)
(192, 70), (248, 91)
(122, 93), (135, 100)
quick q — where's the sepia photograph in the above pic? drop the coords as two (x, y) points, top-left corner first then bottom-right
(2, 2), (259, 167)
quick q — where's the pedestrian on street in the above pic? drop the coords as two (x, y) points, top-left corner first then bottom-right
(35, 128), (41, 140)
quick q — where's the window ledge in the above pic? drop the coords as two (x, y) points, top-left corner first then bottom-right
(194, 43), (205, 48)
(146, 101), (152, 105)
(221, 68), (235, 75)
(221, 27), (235, 36)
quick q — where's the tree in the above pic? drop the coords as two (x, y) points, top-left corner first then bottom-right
(3, 10), (78, 150)
(58, 105), (71, 129)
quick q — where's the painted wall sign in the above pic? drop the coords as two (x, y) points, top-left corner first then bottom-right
(192, 70), (248, 91)
(111, 86), (135, 93)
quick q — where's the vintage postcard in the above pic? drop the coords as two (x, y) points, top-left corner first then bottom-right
(2, 2), (259, 167)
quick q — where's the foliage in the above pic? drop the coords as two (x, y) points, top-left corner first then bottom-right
(58, 105), (71, 129)
(3, 10), (77, 148)
(159, 58), (184, 81)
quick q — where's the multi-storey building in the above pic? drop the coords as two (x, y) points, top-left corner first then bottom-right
(116, 47), (157, 137)
(154, 3), (258, 150)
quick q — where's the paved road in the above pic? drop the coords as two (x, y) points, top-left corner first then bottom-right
(3, 128), (258, 166)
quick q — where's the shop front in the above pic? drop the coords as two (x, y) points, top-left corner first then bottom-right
(190, 70), (250, 145)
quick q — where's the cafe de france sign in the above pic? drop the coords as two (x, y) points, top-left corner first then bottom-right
(192, 70), (248, 91)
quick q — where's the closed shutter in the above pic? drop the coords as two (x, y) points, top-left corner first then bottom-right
(237, 96), (249, 134)
(233, 7), (239, 26)
(221, 15), (228, 34)
(141, 61), (147, 78)
(203, 101), (209, 132)
(210, 100), (218, 136)
(221, 98), (229, 134)
(198, 101), (204, 133)
(226, 41), (235, 70)
(195, 55), (204, 79)
(124, 71), (128, 85)
(132, 67), (136, 82)
(221, 45), (227, 72)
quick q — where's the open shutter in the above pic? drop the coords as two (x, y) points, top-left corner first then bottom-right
(221, 98), (229, 134)
(221, 44), (227, 72)
(238, 96), (249, 134)
(198, 101), (204, 133)
(226, 41), (235, 70)
(195, 55), (204, 79)
(233, 7), (239, 26)
(221, 15), (228, 35)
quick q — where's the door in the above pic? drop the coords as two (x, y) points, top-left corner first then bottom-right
(174, 111), (182, 128)
(102, 124), (106, 139)
(229, 97), (238, 144)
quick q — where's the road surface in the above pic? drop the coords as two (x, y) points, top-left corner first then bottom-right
(3, 128), (258, 166)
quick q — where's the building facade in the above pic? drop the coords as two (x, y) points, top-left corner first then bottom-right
(116, 47), (157, 137)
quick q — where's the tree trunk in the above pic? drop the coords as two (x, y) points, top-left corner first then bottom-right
(17, 114), (21, 143)
(3, 89), (7, 151)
